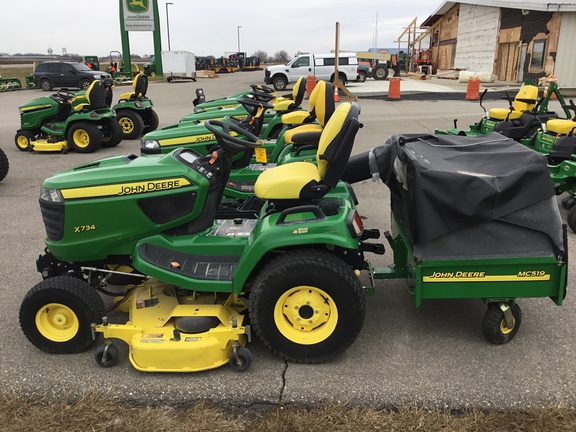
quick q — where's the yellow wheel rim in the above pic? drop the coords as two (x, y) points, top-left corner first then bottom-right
(274, 286), (338, 345)
(118, 118), (134, 133)
(72, 129), (91, 148)
(16, 135), (29, 149)
(150, 71), (156, 77)
(35, 303), (79, 342)
(499, 317), (516, 335)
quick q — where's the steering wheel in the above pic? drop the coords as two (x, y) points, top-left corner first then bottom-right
(204, 119), (262, 153)
(56, 90), (76, 100)
(238, 95), (275, 114)
(250, 84), (274, 94)
(561, 99), (576, 120)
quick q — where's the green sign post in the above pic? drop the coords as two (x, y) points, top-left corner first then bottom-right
(119, 0), (164, 77)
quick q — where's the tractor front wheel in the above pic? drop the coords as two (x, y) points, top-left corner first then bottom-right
(14, 130), (36, 151)
(100, 118), (123, 147)
(68, 122), (102, 153)
(19, 275), (105, 354)
(249, 249), (366, 363)
(373, 66), (389, 80)
(116, 110), (144, 139)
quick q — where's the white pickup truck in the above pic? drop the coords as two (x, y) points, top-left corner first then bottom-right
(264, 52), (358, 91)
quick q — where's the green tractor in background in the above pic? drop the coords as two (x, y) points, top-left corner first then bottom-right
(143, 55), (156, 77)
(435, 82), (569, 142)
(14, 80), (122, 154)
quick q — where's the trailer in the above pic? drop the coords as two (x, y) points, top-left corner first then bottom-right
(162, 51), (197, 82)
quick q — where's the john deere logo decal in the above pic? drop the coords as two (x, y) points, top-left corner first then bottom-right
(127, 0), (149, 13)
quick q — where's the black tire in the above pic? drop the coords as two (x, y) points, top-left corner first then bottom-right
(482, 303), (522, 344)
(95, 344), (120, 368)
(248, 249), (366, 363)
(80, 79), (92, 90)
(562, 195), (575, 211)
(116, 110), (145, 140)
(100, 118), (123, 147)
(142, 109), (159, 134)
(357, 71), (367, 83)
(0, 148), (8, 182)
(67, 122), (102, 153)
(229, 346), (252, 372)
(373, 66), (389, 80)
(14, 130), (36, 152)
(568, 206), (576, 233)
(40, 78), (53, 91)
(19, 275), (105, 354)
(272, 76), (287, 92)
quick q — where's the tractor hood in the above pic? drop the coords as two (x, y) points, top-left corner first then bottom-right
(18, 95), (59, 113)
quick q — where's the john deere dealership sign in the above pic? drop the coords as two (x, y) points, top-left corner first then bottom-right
(123, 0), (154, 31)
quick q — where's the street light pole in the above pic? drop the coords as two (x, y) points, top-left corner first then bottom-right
(166, 2), (174, 51)
(237, 25), (242, 53)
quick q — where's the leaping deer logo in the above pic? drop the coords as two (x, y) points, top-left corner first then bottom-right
(127, 0), (148, 13)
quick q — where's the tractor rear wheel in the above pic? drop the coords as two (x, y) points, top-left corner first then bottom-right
(142, 109), (159, 134)
(68, 122), (102, 153)
(249, 249), (366, 363)
(19, 275), (105, 354)
(373, 66), (389, 80)
(100, 118), (123, 147)
(116, 110), (144, 139)
(568, 206), (576, 233)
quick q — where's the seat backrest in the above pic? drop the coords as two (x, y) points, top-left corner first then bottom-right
(292, 76), (306, 107)
(316, 102), (361, 188)
(513, 85), (538, 112)
(132, 73), (148, 98)
(308, 80), (335, 127)
(85, 80), (107, 109)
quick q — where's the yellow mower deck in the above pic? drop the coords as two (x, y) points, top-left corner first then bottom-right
(28, 139), (71, 153)
(94, 280), (249, 372)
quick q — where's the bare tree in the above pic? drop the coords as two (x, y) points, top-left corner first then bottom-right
(251, 50), (268, 62)
(273, 50), (290, 63)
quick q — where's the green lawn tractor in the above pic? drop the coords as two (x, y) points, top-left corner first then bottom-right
(341, 132), (567, 345)
(0, 147), (8, 182)
(143, 55), (156, 77)
(191, 81), (302, 114)
(435, 82), (568, 142)
(106, 74), (159, 139)
(141, 77), (316, 157)
(141, 80), (335, 201)
(20, 102), (369, 373)
(72, 74), (158, 140)
(14, 81), (122, 154)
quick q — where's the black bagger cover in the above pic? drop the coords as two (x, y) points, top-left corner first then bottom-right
(371, 133), (565, 261)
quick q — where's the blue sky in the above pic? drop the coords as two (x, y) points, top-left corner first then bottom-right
(0, 0), (440, 58)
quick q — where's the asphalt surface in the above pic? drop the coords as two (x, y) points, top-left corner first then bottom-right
(0, 73), (575, 410)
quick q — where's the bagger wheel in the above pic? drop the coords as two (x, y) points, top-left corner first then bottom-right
(68, 122), (102, 153)
(19, 275), (105, 354)
(100, 118), (123, 147)
(482, 303), (522, 345)
(249, 249), (366, 363)
(116, 110), (144, 139)
(14, 130), (36, 151)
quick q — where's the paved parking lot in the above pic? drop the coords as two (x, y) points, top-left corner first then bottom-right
(0, 73), (574, 409)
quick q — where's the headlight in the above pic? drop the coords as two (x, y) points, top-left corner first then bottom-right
(141, 139), (160, 149)
(40, 187), (64, 202)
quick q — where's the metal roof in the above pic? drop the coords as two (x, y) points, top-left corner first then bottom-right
(421, 0), (576, 27)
